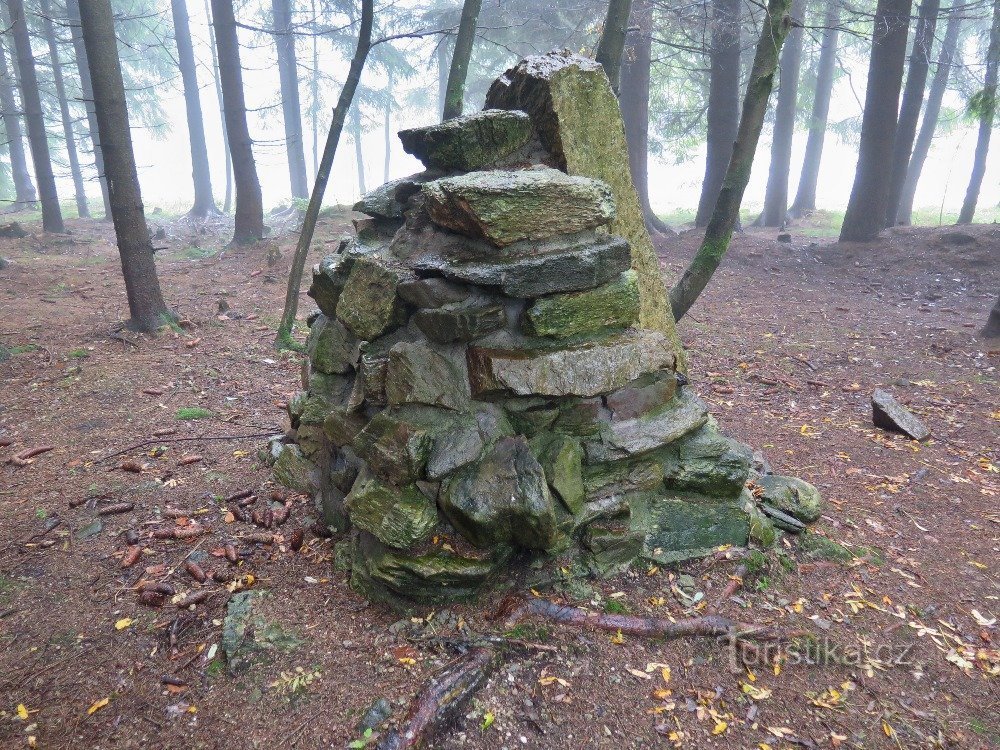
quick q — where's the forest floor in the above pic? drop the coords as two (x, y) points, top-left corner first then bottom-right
(0, 210), (997, 750)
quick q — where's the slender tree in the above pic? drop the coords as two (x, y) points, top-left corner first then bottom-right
(840, 0), (914, 242)
(595, 0), (633, 92)
(273, 0), (309, 200)
(897, 6), (963, 225)
(789, 2), (840, 217)
(171, 0), (217, 217)
(352, 105), (366, 194)
(277, 0), (373, 348)
(79, 0), (171, 331)
(212, 0), (264, 243)
(8, 0), (63, 232)
(66, 0), (110, 217)
(670, 0), (794, 321)
(442, 0), (482, 120)
(885, 0), (941, 226)
(957, 0), (1000, 224)
(695, 0), (741, 228)
(759, 0), (805, 226)
(204, 0), (233, 213)
(311, 0), (319, 177)
(0, 33), (36, 210)
(383, 68), (393, 183)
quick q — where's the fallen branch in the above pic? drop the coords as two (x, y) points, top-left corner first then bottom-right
(9, 445), (54, 466)
(96, 431), (278, 463)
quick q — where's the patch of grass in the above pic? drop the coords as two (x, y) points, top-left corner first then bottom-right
(170, 244), (217, 261)
(504, 624), (551, 641)
(603, 599), (630, 615)
(175, 406), (214, 421)
(798, 532), (883, 565)
(68, 348), (89, 359)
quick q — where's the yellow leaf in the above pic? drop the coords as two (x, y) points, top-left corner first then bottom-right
(882, 720), (895, 738)
(232, 450), (248, 458)
(760, 745), (774, 750)
(16, 704), (29, 720)
(741, 682), (772, 701)
(712, 720), (728, 735)
(627, 667), (651, 680)
(114, 618), (134, 631)
(87, 697), (109, 715)
(610, 629), (625, 645)
(661, 666), (672, 683)
(398, 657), (416, 666)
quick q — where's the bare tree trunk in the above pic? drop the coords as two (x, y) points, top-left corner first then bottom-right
(352, 105), (366, 194)
(212, 0), (264, 244)
(171, 0), (217, 217)
(0, 32), (36, 210)
(840, 0), (914, 242)
(670, 0), (793, 321)
(204, 0), (233, 214)
(957, 0), (999, 225)
(442, 0), (482, 120)
(695, 0), (741, 228)
(897, 5), (962, 225)
(383, 68), (392, 184)
(759, 0), (805, 227)
(885, 0), (941, 227)
(789, 2), (839, 217)
(66, 0), (110, 218)
(437, 38), (450, 119)
(276, 0), (373, 349)
(8, 0), (63, 232)
(273, 0), (309, 200)
(595, 0), (634, 93)
(79, 0), (171, 332)
(311, 0), (319, 179)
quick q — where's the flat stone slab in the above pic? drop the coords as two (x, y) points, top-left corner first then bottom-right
(871, 389), (930, 441)
(422, 167), (615, 247)
(467, 330), (677, 398)
(523, 270), (639, 338)
(344, 475), (438, 549)
(414, 302), (508, 343)
(604, 390), (709, 456)
(399, 110), (533, 172)
(353, 173), (434, 220)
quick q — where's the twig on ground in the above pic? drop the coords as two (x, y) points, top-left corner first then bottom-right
(96, 431), (278, 463)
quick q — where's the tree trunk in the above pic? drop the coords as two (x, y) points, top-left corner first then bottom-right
(595, 0), (634, 93)
(957, 0), (999, 224)
(8, 0), (63, 232)
(620, 0), (667, 232)
(204, 0), (233, 214)
(171, 0), (217, 217)
(0, 33), (36, 210)
(352, 105), (366, 195)
(311, 0), (319, 178)
(273, 0), (309, 200)
(276, 0), (373, 349)
(759, 0), (805, 227)
(982, 295), (1000, 337)
(789, 2), (839, 217)
(79, 0), (171, 332)
(897, 5), (962, 225)
(437, 38), (450, 119)
(885, 0), (941, 227)
(212, 0), (264, 244)
(670, 0), (793, 321)
(839, 0), (914, 242)
(442, 0), (482, 120)
(383, 68), (392, 184)
(66, 0), (110, 218)
(695, 0), (741, 228)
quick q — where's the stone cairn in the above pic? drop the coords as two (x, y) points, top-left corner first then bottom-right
(272, 52), (821, 608)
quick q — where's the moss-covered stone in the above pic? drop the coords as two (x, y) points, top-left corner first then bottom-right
(425, 404), (513, 480)
(350, 407), (438, 485)
(414, 302), (507, 343)
(344, 475), (438, 549)
(272, 444), (318, 494)
(523, 271), (639, 338)
(586, 389), (708, 461)
(306, 314), (360, 375)
(659, 423), (752, 498)
(583, 457), (664, 500)
(396, 277), (470, 309)
(384, 342), (470, 410)
(529, 433), (585, 514)
(336, 256), (410, 340)
(398, 110), (533, 171)
(308, 246), (354, 317)
(756, 475), (822, 523)
(580, 524), (644, 575)
(606, 370), (677, 421)
(353, 172), (433, 220)
(323, 407), (367, 447)
(631, 492), (750, 563)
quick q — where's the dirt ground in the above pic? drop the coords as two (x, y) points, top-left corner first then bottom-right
(0, 212), (997, 750)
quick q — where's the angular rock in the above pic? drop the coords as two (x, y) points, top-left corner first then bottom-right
(323, 407), (367, 447)
(529, 433), (585, 514)
(580, 525), (644, 575)
(755, 475), (822, 523)
(426, 405), (513, 480)
(414, 302), (507, 343)
(396, 277), (470, 309)
(344, 475), (438, 549)
(306, 314), (360, 375)
(308, 243), (356, 317)
(398, 110), (533, 171)
(408, 234), (631, 298)
(440, 437), (559, 550)
(583, 458), (664, 500)
(660, 423), (752, 498)
(336, 256), (410, 340)
(272, 444), (318, 494)
(351, 407), (439, 485)
(871, 389), (930, 441)
(501, 397), (561, 436)
(631, 493), (750, 563)
(601, 390), (708, 457)
(354, 172), (433, 220)
(384, 342), (471, 410)
(468, 329), (677, 398)
(606, 369), (677, 421)
(552, 397), (609, 436)
(523, 271), (639, 338)
(422, 167), (615, 247)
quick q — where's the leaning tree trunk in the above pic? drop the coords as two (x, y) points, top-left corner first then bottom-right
(273, 0), (309, 200)
(695, 0), (741, 228)
(957, 0), (1000, 225)
(442, 0), (482, 120)
(840, 0), (914, 242)
(40, 0), (89, 219)
(759, 0), (805, 227)
(982, 295), (1000, 337)
(8, 0), (63, 232)
(212, 0), (264, 244)
(67, 0), (110, 218)
(595, 0), (634, 93)
(0, 33), (36, 210)
(885, 0), (941, 227)
(276, 0), (373, 349)
(670, 0), (793, 321)
(897, 5), (962, 225)
(171, 0), (217, 217)
(204, 0), (233, 213)
(789, 2), (840, 217)
(79, 0), (171, 332)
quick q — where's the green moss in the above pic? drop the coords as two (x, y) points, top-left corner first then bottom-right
(175, 407), (214, 420)
(603, 599), (629, 615)
(798, 532), (882, 565)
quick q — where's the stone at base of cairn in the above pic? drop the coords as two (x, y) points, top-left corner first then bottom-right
(272, 52), (821, 609)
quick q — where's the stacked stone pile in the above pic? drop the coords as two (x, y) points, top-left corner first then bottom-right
(273, 53), (821, 607)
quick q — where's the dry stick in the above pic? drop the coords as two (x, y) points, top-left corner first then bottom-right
(709, 563), (748, 614)
(95, 431), (277, 463)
